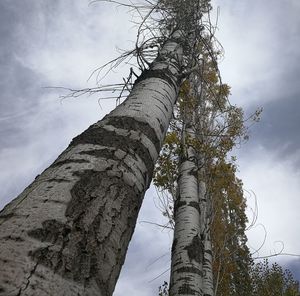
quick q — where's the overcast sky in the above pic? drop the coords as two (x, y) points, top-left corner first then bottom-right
(0, 0), (300, 295)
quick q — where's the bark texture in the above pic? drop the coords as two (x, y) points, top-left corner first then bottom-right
(169, 118), (204, 296)
(0, 31), (183, 296)
(200, 184), (214, 296)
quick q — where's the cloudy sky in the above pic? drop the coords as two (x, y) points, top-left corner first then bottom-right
(0, 0), (300, 295)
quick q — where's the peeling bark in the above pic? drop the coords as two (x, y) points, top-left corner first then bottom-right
(0, 31), (184, 296)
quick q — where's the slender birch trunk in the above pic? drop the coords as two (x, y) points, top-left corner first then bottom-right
(169, 69), (215, 295)
(0, 31), (184, 296)
(200, 187), (214, 296)
(169, 108), (204, 296)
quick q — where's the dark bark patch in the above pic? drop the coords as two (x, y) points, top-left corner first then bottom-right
(174, 200), (187, 213)
(2, 235), (24, 242)
(176, 266), (202, 275)
(184, 235), (204, 264)
(171, 238), (177, 255)
(133, 68), (179, 91)
(79, 148), (115, 159)
(205, 249), (213, 256)
(188, 201), (200, 214)
(29, 169), (142, 296)
(106, 116), (160, 153)
(188, 168), (198, 177)
(178, 283), (197, 295)
(160, 123), (164, 133)
(70, 125), (154, 176)
(0, 213), (15, 220)
(47, 178), (70, 183)
(66, 170), (104, 220)
(28, 219), (71, 244)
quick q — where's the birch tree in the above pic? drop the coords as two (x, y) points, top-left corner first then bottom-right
(0, 1), (215, 295)
(154, 37), (252, 296)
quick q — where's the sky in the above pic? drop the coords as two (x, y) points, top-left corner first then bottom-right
(0, 0), (300, 295)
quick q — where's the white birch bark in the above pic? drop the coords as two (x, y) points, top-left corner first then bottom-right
(169, 70), (215, 295)
(169, 116), (204, 296)
(0, 31), (184, 296)
(200, 185), (214, 296)
(196, 74), (214, 296)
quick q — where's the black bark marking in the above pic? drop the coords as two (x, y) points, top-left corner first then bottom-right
(188, 168), (198, 177)
(160, 123), (164, 133)
(133, 68), (179, 90)
(2, 235), (24, 242)
(184, 235), (204, 264)
(47, 178), (70, 183)
(205, 249), (213, 256)
(188, 201), (201, 214)
(106, 116), (160, 153)
(176, 266), (202, 275)
(27, 170), (142, 296)
(28, 219), (71, 244)
(0, 213), (15, 220)
(178, 283), (197, 295)
(70, 124), (154, 176)
(66, 170), (104, 220)
(174, 200), (187, 213)
(79, 148), (115, 159)
(171, 238), (177, 255)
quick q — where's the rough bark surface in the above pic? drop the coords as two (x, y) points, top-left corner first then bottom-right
(0, 31), (183, 296)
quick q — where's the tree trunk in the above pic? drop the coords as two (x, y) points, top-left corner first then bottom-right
(201, 187), (214, 296)
(0, 31), (183, 296)
(169, 116), (204, 296)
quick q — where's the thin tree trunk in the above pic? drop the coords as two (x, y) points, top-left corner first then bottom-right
(169, 114), (204, 296)
(0, 31), (184, 296)
(201, 188), (214, 296)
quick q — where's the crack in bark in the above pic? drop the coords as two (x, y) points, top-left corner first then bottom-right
(16, 261), (39, 295)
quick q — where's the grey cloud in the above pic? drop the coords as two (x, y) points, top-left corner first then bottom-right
(242, 93), (300, 167)
(0, 0), (107, 150)
(0, 1), (49, 148)
(285, 259), (300, 282)
(219, 0), (300, 164)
